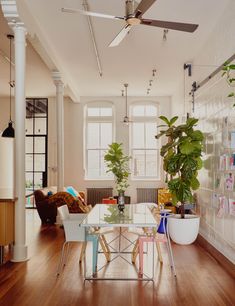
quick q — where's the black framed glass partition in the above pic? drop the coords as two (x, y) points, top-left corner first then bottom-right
(25, 98), (48, 207)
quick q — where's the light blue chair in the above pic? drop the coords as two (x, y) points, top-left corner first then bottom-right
(57, 205), (98, 275)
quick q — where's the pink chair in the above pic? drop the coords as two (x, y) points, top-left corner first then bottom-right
(138, 212), (176, 276)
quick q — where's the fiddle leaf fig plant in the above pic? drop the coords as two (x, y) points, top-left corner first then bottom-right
(155, 116), (204, 218)
(104, 142), (131, 193)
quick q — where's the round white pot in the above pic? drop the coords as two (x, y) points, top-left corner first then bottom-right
(168, 214), (200, 245)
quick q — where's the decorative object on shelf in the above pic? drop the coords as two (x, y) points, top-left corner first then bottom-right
(104, 142), (131, 213)
(2, 34), (15, 138)
(155, 116), (204, 244)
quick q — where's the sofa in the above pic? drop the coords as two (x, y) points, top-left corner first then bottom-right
(34, 187), (90, 224)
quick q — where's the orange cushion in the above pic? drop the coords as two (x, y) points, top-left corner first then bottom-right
(102, 198), (117, 204)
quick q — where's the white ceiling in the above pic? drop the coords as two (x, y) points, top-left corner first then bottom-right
(0, 0), (231, 99)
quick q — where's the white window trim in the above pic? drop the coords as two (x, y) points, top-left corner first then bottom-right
(129, 101), (160, 180)
(83, 101), (115, 180)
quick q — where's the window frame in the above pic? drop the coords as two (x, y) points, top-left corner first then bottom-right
(129, 102), (160, 181)
(84, 101), (115, 180)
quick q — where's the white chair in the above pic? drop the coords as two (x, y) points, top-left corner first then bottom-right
(57, 205), (99, 275)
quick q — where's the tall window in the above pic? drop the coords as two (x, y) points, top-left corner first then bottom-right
(84, 102), (114, 179)
(25, 98), (48, 207)
(130, 103), (159, 179)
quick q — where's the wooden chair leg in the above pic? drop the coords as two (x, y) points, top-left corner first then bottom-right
(131, 240), (139, 264)
(139, 238), (144, 275)
(79, 241), (87, 263)
(99, 236), (110, 262)
(156, 241), (163, 263)
(101, 235), (111, 261)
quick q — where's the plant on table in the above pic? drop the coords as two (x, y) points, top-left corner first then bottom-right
(104, 142), (131, 203)
(155, 116), (204, 218)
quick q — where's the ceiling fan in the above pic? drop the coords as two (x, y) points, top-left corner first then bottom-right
(122, 83), (132, 125)
(61, 0), (199, 47)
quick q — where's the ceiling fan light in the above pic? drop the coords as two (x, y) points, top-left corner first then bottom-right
(126, 17), (141, 25)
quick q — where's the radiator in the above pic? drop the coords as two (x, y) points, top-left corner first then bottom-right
(86, 188), (113, 206)
(136, 188), (157, 203)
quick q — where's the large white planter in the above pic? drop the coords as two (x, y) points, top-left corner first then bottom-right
(168, 214), (200, 245)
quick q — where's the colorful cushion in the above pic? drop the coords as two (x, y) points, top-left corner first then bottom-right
(66, 186), (78, 197)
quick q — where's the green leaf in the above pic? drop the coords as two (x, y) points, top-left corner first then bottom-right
(167, 155), (181, 174)
(159, 116), (170, 126)
(196, 157), (203, 170)
(155, 130), (167, 139)
(228, 92), (235, 97)
(179, 142), (195, 155)
(189, 130), (204, 141)
(157, 124), (168, 128)
(186, 118), (198, 128)
(191, 177), (200, 190)
(169, 116), (178, 126)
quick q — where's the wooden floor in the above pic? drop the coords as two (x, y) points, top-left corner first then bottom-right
(0, 210), (234, 306)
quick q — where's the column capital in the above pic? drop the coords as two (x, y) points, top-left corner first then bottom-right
(52, 71), (64, 86)
(0, 1), (26, 30)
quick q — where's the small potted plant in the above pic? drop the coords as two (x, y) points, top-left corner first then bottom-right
(104, 142), (131, 212)
(155, 116), (204, 244)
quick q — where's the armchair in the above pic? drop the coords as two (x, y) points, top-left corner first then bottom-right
(34, 188), (89, 224)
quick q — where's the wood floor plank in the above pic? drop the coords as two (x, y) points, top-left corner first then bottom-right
(0, 210), (234, 306)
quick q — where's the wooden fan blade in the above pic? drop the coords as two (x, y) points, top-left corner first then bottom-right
(141, 19), (198, 32)
(135, 0), (156, 18)
(109, 24), (132, 47)
(61, 8), (124, 20)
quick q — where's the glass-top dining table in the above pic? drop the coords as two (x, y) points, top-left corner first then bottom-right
(80, 203), (159, 281)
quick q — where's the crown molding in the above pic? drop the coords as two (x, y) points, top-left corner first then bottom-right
(0, 0), (25, 27)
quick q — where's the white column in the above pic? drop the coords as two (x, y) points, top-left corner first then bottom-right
(52, 72), (64, 192)
(12, 25), (28, 262)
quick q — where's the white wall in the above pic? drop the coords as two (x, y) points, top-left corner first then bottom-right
(187, 1), (235, 263)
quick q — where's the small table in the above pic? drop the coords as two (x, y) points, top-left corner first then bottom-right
(81, 203), (158, 281)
